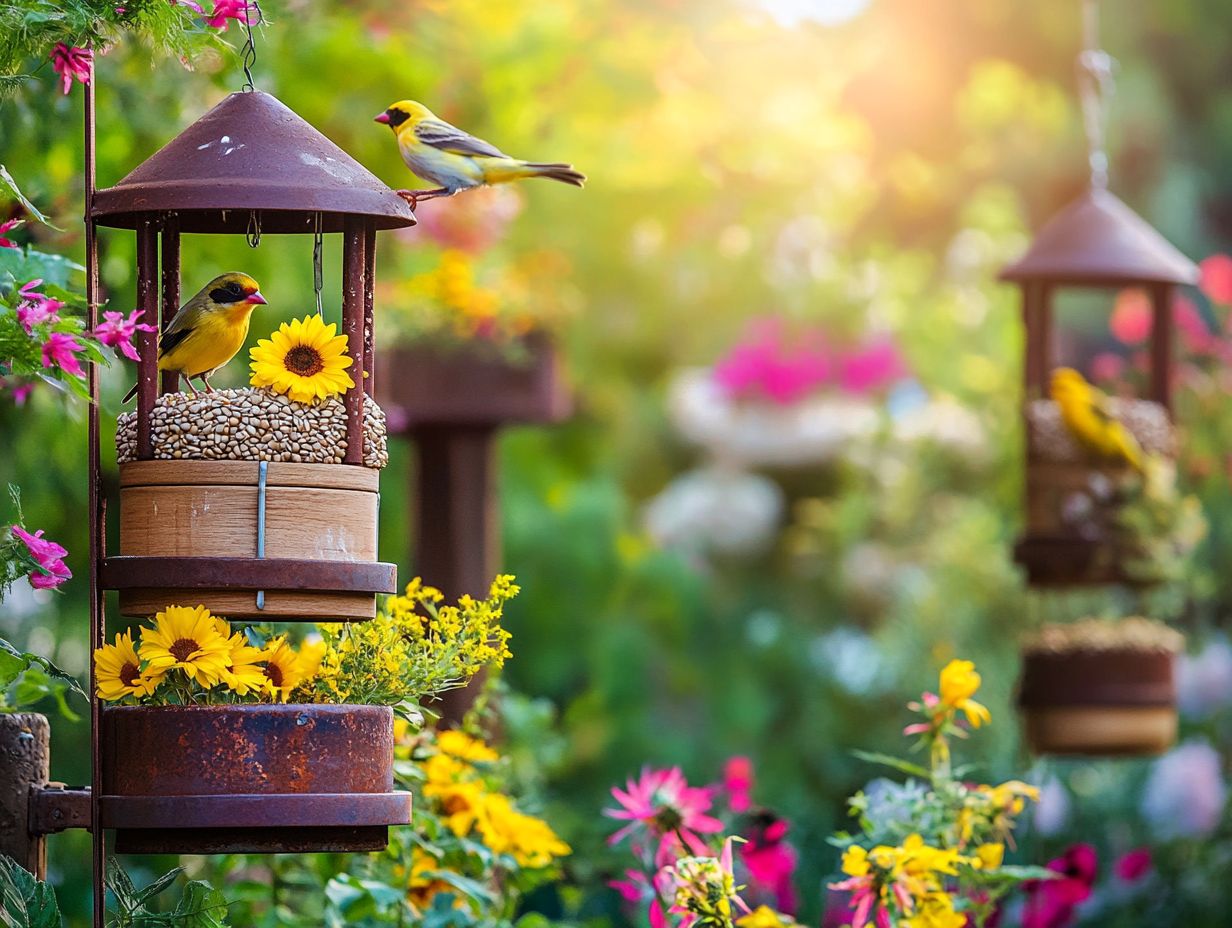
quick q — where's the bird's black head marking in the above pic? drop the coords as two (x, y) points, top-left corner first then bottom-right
(210, 280), (248, 304)
(384, 106), (410, 128)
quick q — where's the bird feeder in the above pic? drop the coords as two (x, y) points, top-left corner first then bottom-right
(1002, 187), (1198, 586)
(95, 89), (412, 621)
(87, 89), (415, 854)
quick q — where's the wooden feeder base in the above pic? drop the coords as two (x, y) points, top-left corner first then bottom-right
(1014, 535), (1135, 587)
(1022, 706), (1177, 756)
(112, 461), (394, 620)
(100, 704), (410, 855)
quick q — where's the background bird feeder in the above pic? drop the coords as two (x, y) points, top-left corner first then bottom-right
(1002, 187), (1198, 586)
(86, 88), (415, 858)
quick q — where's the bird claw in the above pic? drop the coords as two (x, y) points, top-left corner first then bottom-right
(396, 188), (451, 212)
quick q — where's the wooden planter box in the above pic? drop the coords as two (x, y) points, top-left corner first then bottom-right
(99, 704), (411, 854)
(377, 334), (571, 431)
(104, 460), (396, 621)
(1018, 648), (1177, 756)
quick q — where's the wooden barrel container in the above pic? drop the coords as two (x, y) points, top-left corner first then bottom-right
(100, 704), (412, 854)
(105, 460), (396, 620)
(1018, 648), (1177, 756)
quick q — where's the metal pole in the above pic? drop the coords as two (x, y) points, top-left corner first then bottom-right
(1150, 283), (1173, 414)
(134, 215), (159, 458)
(0, 715), (50, 877)
(160, 214), (181, 395)
(363, 224), (376, 397)
(342, 219), (366, 464)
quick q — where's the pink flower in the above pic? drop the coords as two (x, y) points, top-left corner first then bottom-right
(1200, 254), (1232, 306)
(406, 185), (523, 252)
(1110, 288), (1152, 345)
(1173, 294), (1216, 354)
(50, 44), (92, 95)
(1090, 352), (1125, 384)
(713, 318), (833, 405)
(15, 280), (64, 333)
(10, 526), (71, 590)
(204, 0), (252, 29)
(837, 337), (907, 394)
(93, 309), (156, 362)
(1113, 848), (1152, 883)
(610, 869), (669, 928)
(11, 382), (35, 405)
(0, 219), (22, 249)
(41, 332), (85, 377)
(605, 766), (724, 857)
(1021, 843), (1097, 928)
(723, 756), (754, 813)
(740, 813), (798, 914)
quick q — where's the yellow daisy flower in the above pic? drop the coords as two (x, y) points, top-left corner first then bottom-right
(138, 605), (231, 687)
(249, 314), (355, 404)
(219, 631), (268, 697)
(260, 636), (313, 701)
(938, 659), (992, 728)
(95, 631), (164, 701)
(436, 730), (499, 764)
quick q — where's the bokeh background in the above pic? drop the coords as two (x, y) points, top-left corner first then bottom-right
(2, 0), (1232, 924)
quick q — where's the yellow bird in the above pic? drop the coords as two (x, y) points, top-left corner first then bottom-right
(122, 272), (267, 400)
(374, 100), (585, 210)
(1049, 367), (1144, 471)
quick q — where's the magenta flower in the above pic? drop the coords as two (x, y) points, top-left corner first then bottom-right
(740, 813), (799, 914)
(0, 219), (22, 249)
(41, 332), (85, 377)
(1110, 288), (1152, 345)
(10, 526), (71, 590)
(50, 44), (92, 95)
(15, 280), (64, 333)
(605, 766), (724, 856)
(713, 319), (832, 405)
(1090, 352), (1125, 384)
(610, 869), (669, 928)
(93, 309), (156, 362)
(11, 382), (35, 405)
(1200, 254), (1232, 306)
(204, 0), (252, 29)
(1021, 843), (1097, 928)
(838, 337), (906, 394)
(1114, 848), (1152, 883)
(723, 756), (754, 814)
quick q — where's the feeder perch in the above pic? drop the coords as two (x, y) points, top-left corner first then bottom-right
(1001, 187), (1199, 586)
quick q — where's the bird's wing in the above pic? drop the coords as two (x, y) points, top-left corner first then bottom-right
(413, 117), (509, 159)
(159, 299), (207, 356)
(1087, 391), (1117, 426)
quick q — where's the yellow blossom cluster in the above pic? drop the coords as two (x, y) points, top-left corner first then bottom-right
(93, 605), (320, 704)
(297, 576), (515, 707)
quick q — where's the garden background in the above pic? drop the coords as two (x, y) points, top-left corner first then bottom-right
(2, 0), (1232, 925)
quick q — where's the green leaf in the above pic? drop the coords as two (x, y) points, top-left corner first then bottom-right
(171, 881), (231, 928)
(850, 749), (931, 779)
(134, 869), (186, 907)
(0, 167), (57, 230)
(0, 856), (61, 928)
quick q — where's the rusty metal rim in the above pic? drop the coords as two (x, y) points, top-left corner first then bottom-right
(100, 556), (397, 593)
(100, 793), (412, 829)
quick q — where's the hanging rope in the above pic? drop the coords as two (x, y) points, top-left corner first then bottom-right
(1076, 0), (1115, 189)
(240, 0), (265, 93)
(313, 212), (325, 318)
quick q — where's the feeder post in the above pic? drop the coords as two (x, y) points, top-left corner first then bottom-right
(1149, 282), (1174, 414)
(160, 214), (181, 395)
(342, 218), (367, 464)
(135, 215), (160, 459)
(363, 224), (376, 396)
(0, 714), (50, 877)
(1022, 281), (1052, 401)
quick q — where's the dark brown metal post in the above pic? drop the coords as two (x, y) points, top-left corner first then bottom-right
(84, 56), (106, 928)
(342, 218), (366, 464)
(159, 214), (181, 395)
(363, 224), (376, 396)
(1150, 282), (1173, 413)
(0, 714), (50, 877)
(412, 426), (500, 723)
(1023, 281), (1052, 399)
(134, 216), (159, 459)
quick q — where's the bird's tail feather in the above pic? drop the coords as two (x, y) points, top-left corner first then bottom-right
(484, 160), (586, 187)
(524, 162), (587, 187)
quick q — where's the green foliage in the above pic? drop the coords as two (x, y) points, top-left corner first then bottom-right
(105, 862), (231, 928)
(0, 856), (61, 928)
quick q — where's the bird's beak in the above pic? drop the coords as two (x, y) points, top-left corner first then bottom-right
(374, 112), (391, 125)
(246, 291), (268, 305)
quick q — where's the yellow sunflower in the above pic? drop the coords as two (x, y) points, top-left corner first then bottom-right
(219, 630), (269, 697)
(260, 636), (313, 701)
(95, 631), (164, 701)
(138, 605), (231, 687)
(436, 730), (499, 764)
(249, 314), (355, 403)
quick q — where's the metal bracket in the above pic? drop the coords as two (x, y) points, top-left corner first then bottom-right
(256, 459), (268, 610)
(29, 784), (92, 836)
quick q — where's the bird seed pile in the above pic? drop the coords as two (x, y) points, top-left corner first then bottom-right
(116, 387), (389, 468)
(1023, 617), (1185, 655)
(1027, 398), (1174, 463)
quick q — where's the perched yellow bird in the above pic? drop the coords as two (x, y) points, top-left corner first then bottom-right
(1049, 367), (1144, 471)
(122, 272), (267, 400)
(374, 100), (585, 209)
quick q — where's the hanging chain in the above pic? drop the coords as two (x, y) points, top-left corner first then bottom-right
(246, 209), (262, 248)
(313, 212), (325, 318)
(1076, 0), (1115, 189)
(240, 0), (265, 92)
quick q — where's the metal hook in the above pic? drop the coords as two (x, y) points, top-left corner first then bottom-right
(246, 210), (262, 248)
(1077, 0), (1115, 189)
(313, 212), (325, 318)
(240, 0), (266, 93)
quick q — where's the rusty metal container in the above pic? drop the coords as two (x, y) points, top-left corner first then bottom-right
(100, 704), (411, 854)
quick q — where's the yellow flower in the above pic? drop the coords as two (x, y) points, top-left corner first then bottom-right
(95, 631), (164, 701)
(974, 843), (1005, 869)
(426, 777), (487, 837)
(476, 792), (571, 867)
(260, 636), (313, 701)
(987, 780), (1040, 815)
(404, 848), (456, 913)
(904, 892), (966, 928)
(738, 907), (795, 928)
(842, 845), (871, 877)
(938, 659), (991, 728)
(437, 730), (499, 764)
(138, 605), (231, 687)
(219, 631), (268, 697)
(249, 314), (355, 404)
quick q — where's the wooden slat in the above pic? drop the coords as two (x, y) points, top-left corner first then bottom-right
(119, 460), (379, 492)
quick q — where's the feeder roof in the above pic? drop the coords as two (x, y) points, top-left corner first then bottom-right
(92, 90), (415, 234)
(1000, 187), (1197, 287)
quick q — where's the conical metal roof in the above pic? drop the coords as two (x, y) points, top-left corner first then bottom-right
(1001, 187), (1197, 287)
(92, 91), (415, 234)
